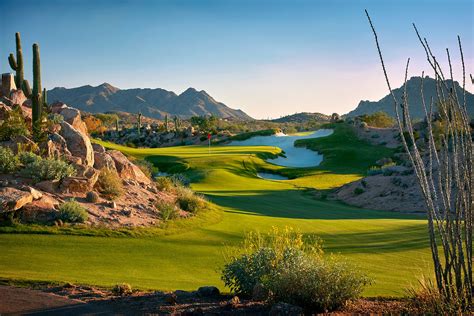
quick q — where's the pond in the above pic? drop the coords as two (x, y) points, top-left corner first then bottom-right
(229, 129), (333, 168)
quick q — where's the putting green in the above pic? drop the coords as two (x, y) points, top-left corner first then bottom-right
(0, 124), (432, 296)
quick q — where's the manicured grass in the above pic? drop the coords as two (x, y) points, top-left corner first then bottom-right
(0, 124), (430, 296)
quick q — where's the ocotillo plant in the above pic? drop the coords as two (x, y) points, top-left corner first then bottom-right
(137, 112), (142, 135)
(8, 32), (24, 89)
(31, 43), (43, 139)
(165, 114), (169, 132)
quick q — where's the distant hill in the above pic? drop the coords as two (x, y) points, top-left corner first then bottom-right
(48, 83), (252, 120)
(271, 112), (330, 123)
(346, 76), (474, 119)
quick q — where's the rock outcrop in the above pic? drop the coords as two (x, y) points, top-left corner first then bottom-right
(59, 121), (94, 167)
(108, 150), (151, 185)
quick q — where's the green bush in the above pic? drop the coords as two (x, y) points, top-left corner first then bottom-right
(354, 187), (365, 195)
(95, 168), (123, 200)
(156, 200), (178, 221)
(0, 146), (20, 173)
(18, 151), (39, 165)
(175, 186), (207, 213)
(20, 155), (76, 182)
(58, 199), (88, 223)
(221, 227), (370, 312)
(359, 111), (394, 128)
(0, 106), (30, 141)
(169, 173), (190, 187)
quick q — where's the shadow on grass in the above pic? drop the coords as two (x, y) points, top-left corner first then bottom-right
(202, 189), (425, 221)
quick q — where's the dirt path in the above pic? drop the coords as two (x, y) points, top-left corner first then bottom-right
(0, 286), (109, 315)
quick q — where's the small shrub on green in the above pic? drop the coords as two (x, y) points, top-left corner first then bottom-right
(86, 191), (100, 203)
(354, 187), (364, 195)
(58, 199), (88, 223)
(156, 200), (178, 221)
(0, 146), (20, 173)
(175, 186), (207, 213)
(95, 168), (124, 200)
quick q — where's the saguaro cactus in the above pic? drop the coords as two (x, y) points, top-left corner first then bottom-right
(173, 116), (178, 131)
(165, 114), (169, 132)
(115, 117), (120, 132)
(31, 43), (43, 139)
(43, 88), (48, 109)
(8, 32), (24, 89)
(137, 112), (142, 135)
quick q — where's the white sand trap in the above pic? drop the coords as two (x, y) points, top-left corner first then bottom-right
(230, 129), (333, 168)
(257, 172), (289, 180)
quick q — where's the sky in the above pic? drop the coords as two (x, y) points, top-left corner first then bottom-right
(1, 0), (472, 119)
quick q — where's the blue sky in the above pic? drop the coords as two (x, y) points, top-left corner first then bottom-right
(1, 0), (472, 118)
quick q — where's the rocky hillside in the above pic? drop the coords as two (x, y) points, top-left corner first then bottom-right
(48, 84), (252, 120)
(346, 76), (474, 119)
(271, 112), (330, 123)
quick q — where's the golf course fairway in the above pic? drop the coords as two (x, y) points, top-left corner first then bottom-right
(0, 125), (432, 296)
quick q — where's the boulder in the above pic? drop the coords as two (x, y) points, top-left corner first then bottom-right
(94, 152), (117, 171)
(50, 101), (68, 114)
(1, 73), (16, 97)
(108, 150), (151, 184)
(92, 143), (106, 153)
(0, 187), (33, 212)
(73, 164), (99, 186)
(9, 90), (27, 106)
(59, 121), (94, 167)
(59, 107), (89, 136)
(197, 286), (220, 297)
(35, 180), (60, 194)
(19, 186), (43, 200)
(19, 195), (60, 224)
(60, 176), (96, 193)
(40, 133), (72, 159)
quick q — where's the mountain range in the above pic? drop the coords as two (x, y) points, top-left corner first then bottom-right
(47, 83), (252, 120)
(346, 76), (474, 119)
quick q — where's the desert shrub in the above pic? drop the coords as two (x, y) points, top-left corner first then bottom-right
(175, 186), (207, 213)
(0, 106), (30, 141)
(21, 156), (76, 182)
(58, 199), (88, 223)
(406, 277), (469, 315)
(169, 173), (190, 187)
(18, 151), (40, 165)
(353, 187), (364, 195)
(0, 146), (20, 173)
(156, 200), (179, 221)
(95, 168), (123, 200)
(112, 283), (132, 296)
(222, 227), (370, 312)
(155, 176), (175, 192)
(86, 191), (100, 203)
(359, 111), (394, 128)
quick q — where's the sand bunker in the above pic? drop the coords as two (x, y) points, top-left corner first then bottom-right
(230, 129), (333, 168)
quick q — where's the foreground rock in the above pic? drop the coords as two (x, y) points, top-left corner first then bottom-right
(0, 187), (34, 212)
(59, 121), (94, 167)
(108, 150), (151, 185)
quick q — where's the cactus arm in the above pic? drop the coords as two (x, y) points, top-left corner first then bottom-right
(43, 88), (48, 107)
(8, 54), (17, 70)
(32, 43), (42, 140)
(22, 80), (32, 98)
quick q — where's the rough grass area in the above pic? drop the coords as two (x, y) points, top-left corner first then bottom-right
(0, 124), (430, 296)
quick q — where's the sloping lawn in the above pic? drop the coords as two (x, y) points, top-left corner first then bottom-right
(0, 124), (430, 296)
